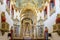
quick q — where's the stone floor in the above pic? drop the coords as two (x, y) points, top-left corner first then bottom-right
(0, 32), (60, 40)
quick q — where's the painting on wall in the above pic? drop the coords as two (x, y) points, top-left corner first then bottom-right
(44, 6), (48, 20)
(50, 0), (55, 16)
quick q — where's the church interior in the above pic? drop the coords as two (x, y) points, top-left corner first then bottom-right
(0, 0), (60, 40)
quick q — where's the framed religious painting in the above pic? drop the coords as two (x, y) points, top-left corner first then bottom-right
(44, 6), (48, 21)
(50, 0), (55, 16)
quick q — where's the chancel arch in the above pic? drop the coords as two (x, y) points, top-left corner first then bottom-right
(20, 7), (37, 39)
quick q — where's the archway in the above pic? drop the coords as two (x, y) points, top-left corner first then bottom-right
(20, 8), (37, 39)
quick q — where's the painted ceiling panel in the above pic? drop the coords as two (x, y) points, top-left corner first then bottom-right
(15, 0), (45, 8)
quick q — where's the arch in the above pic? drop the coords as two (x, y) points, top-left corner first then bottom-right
(20, 4), (37, 18)
(21, 18), (33, 24)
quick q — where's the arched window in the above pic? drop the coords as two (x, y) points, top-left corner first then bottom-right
(50, 0), (55, 10)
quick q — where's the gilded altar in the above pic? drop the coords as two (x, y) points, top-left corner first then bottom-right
(53, 14), (60, 35)
(20, 6), (37, 39)
(0, 12), (9, 34)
